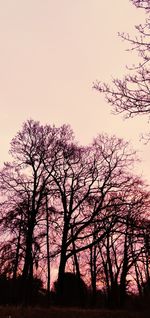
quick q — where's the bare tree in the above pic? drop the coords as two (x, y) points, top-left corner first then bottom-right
(88, 180), (149, 307)
(131, 0), (150, 10)
(0, 120), (64, 301)
(94, 0), (150, 125)
(46, 133), (138, 300)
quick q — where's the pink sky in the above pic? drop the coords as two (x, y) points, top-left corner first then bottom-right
(0, 0), (149, 183)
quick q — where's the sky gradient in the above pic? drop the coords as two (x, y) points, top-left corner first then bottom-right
(0, 0), (149, 183)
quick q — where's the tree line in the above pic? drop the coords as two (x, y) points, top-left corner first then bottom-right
(0, 119), (149, 308)
(0, 0), (150, 309)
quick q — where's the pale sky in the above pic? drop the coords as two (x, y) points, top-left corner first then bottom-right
(0, 0), (149, 183)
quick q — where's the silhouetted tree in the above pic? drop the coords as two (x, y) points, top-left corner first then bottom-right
(50, 134), (138, 300)
(0, 120), (64, 301)
(88, 181), (149, 307)
(131, 0), (150, 9)
(93, 0), (150, 306)
(94, 0), (150, 136)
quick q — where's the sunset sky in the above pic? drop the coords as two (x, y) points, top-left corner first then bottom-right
(0, 0), (149, 183)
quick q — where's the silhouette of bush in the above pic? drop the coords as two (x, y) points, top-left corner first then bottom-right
(0, 275), (43, 305)
(54, 272), (88, 307)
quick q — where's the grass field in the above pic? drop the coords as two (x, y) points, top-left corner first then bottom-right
(0, 306), (149, 318)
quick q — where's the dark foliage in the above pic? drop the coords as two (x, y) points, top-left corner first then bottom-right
(0, 275), (43, 305)
(54, 272), (88, 307)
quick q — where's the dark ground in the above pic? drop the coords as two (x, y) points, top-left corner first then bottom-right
(0, 306), (149, 318)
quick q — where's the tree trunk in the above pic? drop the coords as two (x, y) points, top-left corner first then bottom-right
(22, 215), (35, 304)
(22, 223), (34, 280)
(13, 215), (22, 280)
(71, 226), (81, 279)
(57, 220), (69, 303)
(119, 235), (128, 307)
(90, 242), (97, 306)
(46, 194), (50, 295)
